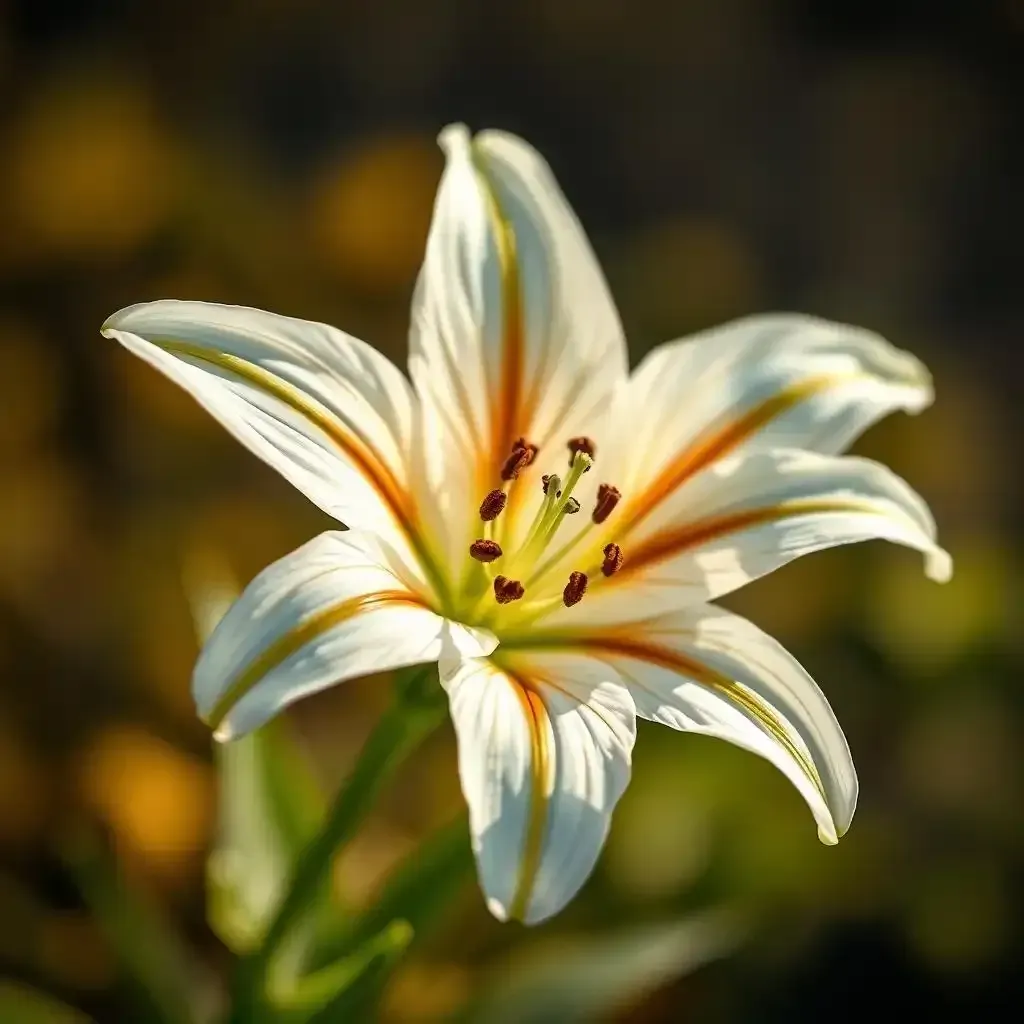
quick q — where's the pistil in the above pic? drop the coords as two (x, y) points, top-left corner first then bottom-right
(466, 438), (624, 619)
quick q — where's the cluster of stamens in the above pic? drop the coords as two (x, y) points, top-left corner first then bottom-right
(469, 435), (624, 611)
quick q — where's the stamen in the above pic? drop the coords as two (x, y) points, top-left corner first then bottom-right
(562, 571), (588, 607)
(541, 474), (559, 495)
(564, 497), (581, 514)
(512, 437), (538, 459)
(500, 448), (533, 481)
(494, 575), (525, 604)
(499, 437), (539, 481)
(592, 483), (621, 524)
(567, 436), (596, 467)
(470, 539), (503, 562)
(479, 489), (507, 521)
(601, 543), (624, 577)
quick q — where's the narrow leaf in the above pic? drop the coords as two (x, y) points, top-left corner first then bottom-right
(270, 920), (414, 1024)
(184, 547), (327, 955)
(312, 815), (472, 970)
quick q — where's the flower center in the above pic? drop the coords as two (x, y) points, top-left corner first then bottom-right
(460, 437), (624, 629)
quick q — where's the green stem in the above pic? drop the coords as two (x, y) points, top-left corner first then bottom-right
(234, 667), (445, 1018)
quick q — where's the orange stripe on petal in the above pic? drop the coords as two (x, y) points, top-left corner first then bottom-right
(157, 341), (450, 598)
(160, 342), (411, 523)
(620, 375), (837, 535)
(206, 589), (424, 731)
(507, 674), (551, 922)
(519, 633), (824, 806)
(495, 219), (525, 460)
(617, 497), (871, 580)
(473, 155), (527, 464)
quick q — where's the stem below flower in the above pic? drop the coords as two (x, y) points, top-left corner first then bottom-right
(232, 666), (445, 1019)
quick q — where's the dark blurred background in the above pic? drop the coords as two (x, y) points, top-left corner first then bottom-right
(0, 0), (1021, 1020)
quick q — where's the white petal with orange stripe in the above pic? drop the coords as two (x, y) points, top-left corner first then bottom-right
(102, 300), (426, 571)
(408, 125), (628, 573)
(193, 531), (496, 741)
(441, 650), (635, 924)
(514, 604), (858, 846)
(562, 448), (951, 618)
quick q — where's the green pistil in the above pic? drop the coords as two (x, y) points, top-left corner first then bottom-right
(518, 452), (592, 567)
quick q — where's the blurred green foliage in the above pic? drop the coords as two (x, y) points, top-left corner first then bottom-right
(0, 0), (1021, 1020)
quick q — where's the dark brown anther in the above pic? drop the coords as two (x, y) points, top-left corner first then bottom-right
(512, 437), (539, 465)
(567, 437), (596, 466)
(562, 571), (588, 607)
(470, 539), (503, 563)
(542, 474), (552, 493)
(601, 543), (624, 577)
(564, 497), (581, 514)
(592, 483), (622, 524)
(500, 449), (531, 481)
(500, 439), (538, 482)
(479, 489), (507, 521)
(493, 575), (526, 604)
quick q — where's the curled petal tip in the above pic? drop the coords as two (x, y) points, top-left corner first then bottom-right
(438, 122), (472, 154)
(486, 896), (511, 923)
(101, 302), (145, 335)
(904, 358), (935, 413)
(196, 707), (232, 741)
(926, 547), (954, 584)
(212, 722), (235, 743)
(100, 313), (122, 335)
(817, 824), (840, 846)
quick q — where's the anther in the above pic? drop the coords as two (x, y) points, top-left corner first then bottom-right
(567, 437), (596, 466)
(470, 539), (503, 562)
(493, 575), (526, 604)
(500, 439), (538, 482)
(562, 571), (588, 607)
(500, 450), (531, 481)
(513, 436), (538, 458)
(479, 489), (507, 521)
(592, 483), (622, 524)
(601, 543), (624, 577)
(564, 497), (581, 514)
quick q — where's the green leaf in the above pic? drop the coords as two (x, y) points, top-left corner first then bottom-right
(269, 919), (413, 1024)
(312, 815), (472, 971)
(183, 547), (327, 956)
(207, 717), (325, 955)
(0, 982), (92, 1024)
(240, 672), (445, 1009)
(465, 911), (741, 1024)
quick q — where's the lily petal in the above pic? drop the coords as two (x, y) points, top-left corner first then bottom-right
(104, 301), (421, 559)
(590, 448), (950, 609)
(195, 531), (496, 741)
(442, 651), (635, 924)
(603, 314), (934, 520)
(410, 125), (628, 567)
(515, 605), (855, 844)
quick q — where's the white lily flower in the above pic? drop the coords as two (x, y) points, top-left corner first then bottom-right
(103, 124), (951, 925)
